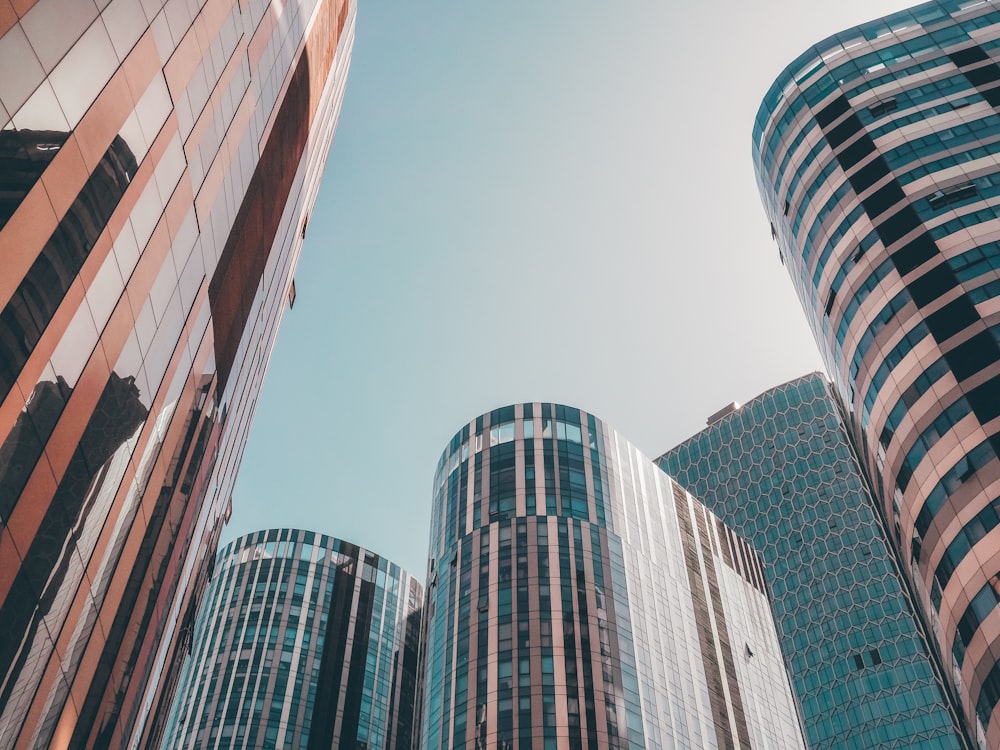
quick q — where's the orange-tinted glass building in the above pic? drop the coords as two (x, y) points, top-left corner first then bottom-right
(0, 0), (355, 747)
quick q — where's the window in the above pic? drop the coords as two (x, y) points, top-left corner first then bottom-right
(867, 97), (897, 117)
(928, 181), (977, 209)
(555, 420), (582, 444)
(490, 421), (515, 446)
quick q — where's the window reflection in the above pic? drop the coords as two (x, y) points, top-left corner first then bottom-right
(489, 421), (515, 446)
(0, 376), (71, 523)
(0, 128), (68, 230)
(0, 371), (147, 734)
(0, 134), (136, 403)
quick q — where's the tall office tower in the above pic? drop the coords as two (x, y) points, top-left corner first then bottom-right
(158, 530), (423, 750)
(0, 1), (355, 747)
(659, 373), (971, 749)
(754, 3), (1000, 744)
(418, 403), (807, 750)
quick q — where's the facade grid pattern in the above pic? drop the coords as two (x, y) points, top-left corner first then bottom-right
(754, 3), (1000, 745)
(159, 529), (422, 750)
(417, 403), (806, 750)
(0, 0), (356, 747)
(660, 373), (970, 749)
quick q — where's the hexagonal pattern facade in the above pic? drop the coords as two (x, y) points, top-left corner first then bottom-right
(752, 4), (1000, 742)
(659, 373), (969, 749)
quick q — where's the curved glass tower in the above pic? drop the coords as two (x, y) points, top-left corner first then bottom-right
(753, 3), (1000, 745)
(159, 529), (422, 750)
(418, 403), (806, 749)
(660, 373), (970, 749)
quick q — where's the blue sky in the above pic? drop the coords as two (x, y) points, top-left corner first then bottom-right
(225, 0), (917, 577)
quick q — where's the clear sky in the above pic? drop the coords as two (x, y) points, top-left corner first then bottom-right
(225, 0), (918, 578)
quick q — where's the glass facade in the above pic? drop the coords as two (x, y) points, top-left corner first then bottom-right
(659, 373), (970, 749)
(159, 529), (422, 750)
(0, 1), (355, 747)
(753, 4), (1000, 745)
(418, 403), (806, 749)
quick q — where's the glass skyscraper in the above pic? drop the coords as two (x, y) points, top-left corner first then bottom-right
(0, 1), (354, 747)
(659, 373), (970, 749)
(158, 529), (422, 750)
(753, 3), (1000, 744)
(418, 403), (806, 749)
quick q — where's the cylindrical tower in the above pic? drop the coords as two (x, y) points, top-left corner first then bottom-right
(418, 403), (806, 749)
(158, 529), (422, 750)
(753, 3), (1000, 744)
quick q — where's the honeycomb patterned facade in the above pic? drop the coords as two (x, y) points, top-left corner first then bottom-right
(752, 4), (1000, 743)
(659, 374), (969, 749)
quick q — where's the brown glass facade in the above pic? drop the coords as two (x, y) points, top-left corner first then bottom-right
(418, 404), (807, 749)
(0, 1), (355, 747)
(754, 3), (1000, 746)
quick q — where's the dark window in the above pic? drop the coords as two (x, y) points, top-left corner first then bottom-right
(950, 46), (989, 68)
(824, 289), (837, 317)
(965, 63), (1000, 88)
(851, 156), (888, 191)
(864, 181), (907, 218)
(907, 263), (958, 308)
(867, 98), (898, 117)
(891, 230), (937, 275)
(925, 296), (978, 341)
(927, 182), (977, 210)
(826, 113), (864, 149)
(878, 205), (922, 247)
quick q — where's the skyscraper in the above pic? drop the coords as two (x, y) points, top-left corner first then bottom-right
(753, 2), (1000, 744)
(659, 373), (971, 749)
(418, 403), (806, 749)
(0, 1), (355, 746)
(158, 529), (422, 750)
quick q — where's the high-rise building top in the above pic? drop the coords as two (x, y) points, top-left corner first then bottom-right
(660, 373), (971, 749)
(418, 403), (806, 749)
(158, 529), (422, 750)
(753, 2), (1000, 745)
(0, 1), (355, 746)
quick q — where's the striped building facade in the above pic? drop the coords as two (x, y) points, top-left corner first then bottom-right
(0, 0), (355, 747)
(418, 403), (807, 749)
(158, 530), (423, 750)
(753, 2), (1000, 745)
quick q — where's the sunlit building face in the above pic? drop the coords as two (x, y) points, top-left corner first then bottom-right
(754, 2), (1000, 745)
(158, 530), (422, 750)
(417, 403), (807, 749)
(0, 1), (355, 746)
